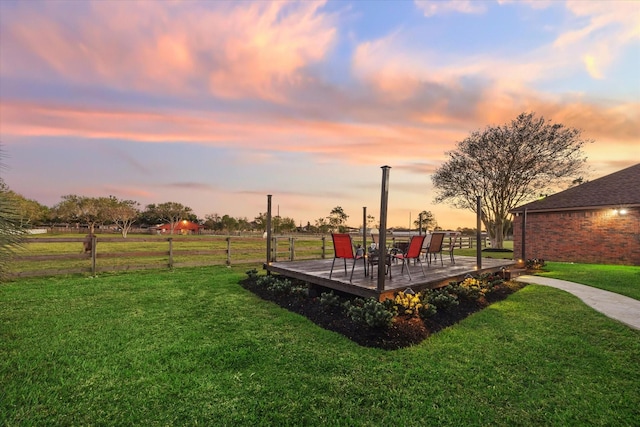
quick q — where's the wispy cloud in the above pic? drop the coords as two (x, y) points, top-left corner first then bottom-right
(414, 0), (488, 17)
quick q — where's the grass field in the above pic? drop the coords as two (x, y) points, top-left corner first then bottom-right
(1, 265), (638, 425)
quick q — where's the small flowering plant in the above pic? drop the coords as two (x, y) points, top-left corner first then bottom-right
(526, 258), (546, 270)
(394, 291), (423, 317)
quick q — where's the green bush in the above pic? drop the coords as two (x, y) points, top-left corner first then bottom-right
(451, 277), (484, 300)
(526, 258), (546, 270)
(256, 275), (295, 295)
(424, 286), (459, 311)
(319, 291), (342, 308)
(245, 268), (259, 279)
(344, 297), (394, 329)
(418, 301), (437, 319)
(449, 274), (505, 300)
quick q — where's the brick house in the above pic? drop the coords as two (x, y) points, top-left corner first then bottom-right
(510, 163), (640, 265)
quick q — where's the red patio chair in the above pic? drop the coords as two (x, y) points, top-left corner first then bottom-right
(329, 233), (365, 282)
(391, 235), (426, 280)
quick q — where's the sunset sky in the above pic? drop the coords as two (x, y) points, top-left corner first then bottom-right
(1, 0), (638, 230)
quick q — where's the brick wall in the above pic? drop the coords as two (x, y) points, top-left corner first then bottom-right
(513, 207), (640, 265)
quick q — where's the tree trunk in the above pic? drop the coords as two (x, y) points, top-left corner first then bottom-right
(492, 218), (504, 249)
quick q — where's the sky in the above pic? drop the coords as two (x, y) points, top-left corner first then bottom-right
(1, 0), (639, 230)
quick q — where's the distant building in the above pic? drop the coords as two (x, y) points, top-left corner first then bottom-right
(153, 220), (201, 235)
(510, 163), (640, 265)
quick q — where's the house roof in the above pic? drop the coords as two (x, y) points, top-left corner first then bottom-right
(156, 220), (200, 230)
(511, 163), (640, 213)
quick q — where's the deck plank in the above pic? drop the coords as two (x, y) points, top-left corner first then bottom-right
(265, 256), (515, 300)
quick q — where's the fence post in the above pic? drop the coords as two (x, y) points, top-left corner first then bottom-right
(91, 235), (97, 276)
(288, 237), (294, 261)
(321, 236), (326, 259)
(226, 237), (231, 266)
(168, 238), (173, 269)
(272, 237), (277, 262)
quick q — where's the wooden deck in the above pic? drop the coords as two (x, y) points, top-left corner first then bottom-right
(265, 256), (516, 300)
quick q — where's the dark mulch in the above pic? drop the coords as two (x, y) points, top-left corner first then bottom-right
(241, 277), (526, 350)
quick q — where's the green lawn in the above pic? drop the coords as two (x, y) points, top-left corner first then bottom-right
(454, 240), (514, 260)
(537, 262), (640, 301)
(1, 266), (639, 425)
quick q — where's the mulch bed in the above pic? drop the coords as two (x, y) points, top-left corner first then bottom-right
(241, 277), (526, 350)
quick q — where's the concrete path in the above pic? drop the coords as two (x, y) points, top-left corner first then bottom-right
(515, 275), (640, 330)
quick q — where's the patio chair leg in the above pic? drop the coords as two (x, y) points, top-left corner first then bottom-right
(401, 259), (412, 280)
(329, 258), (337, 279)
(418, 259), (426, 277)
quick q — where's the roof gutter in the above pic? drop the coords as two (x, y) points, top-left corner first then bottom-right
(511, 203), (640, 214)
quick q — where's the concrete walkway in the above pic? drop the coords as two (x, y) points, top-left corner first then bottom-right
(515, 275), (640, 330)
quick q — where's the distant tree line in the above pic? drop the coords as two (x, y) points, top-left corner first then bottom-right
(4, 188), (454, 237)
(6, 189), (432, 236)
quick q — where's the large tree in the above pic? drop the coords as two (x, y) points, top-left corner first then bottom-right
(413, 210), (437, 232)
(328, 206), (349, 232)
(104, 196), (140, 238)
(144, 202), (193, 234)
(432, 112), (589, 248)
(54, 195), (110, 233)
(3, 190), (49, 228)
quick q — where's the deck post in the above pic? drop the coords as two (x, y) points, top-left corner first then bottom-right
(521, 208), (527, 265)
(476, 196), (482, 270)
(362, 206), (367, 276)
(266, 195), (272, 272)
(377, 166), (391, 292)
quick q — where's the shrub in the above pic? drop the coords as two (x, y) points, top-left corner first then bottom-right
(245, 268), (259, 279)
(319, 291), (342, 308)
(417, 301), (437, 319)
(480, 272), (505, 288)
(256, 275), (294, 295)
(452, 277), (485, 300)
(526, 258), (546, 270)
(344, 297), (394, 329)
(424, 286), (459, 311)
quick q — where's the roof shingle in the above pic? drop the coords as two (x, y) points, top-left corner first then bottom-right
(511, 163), (640, 213)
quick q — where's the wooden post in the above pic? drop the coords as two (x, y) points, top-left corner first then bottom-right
(521, 208), (527, 265)
(362, 206), (367, 276)
(168, 237), (174, 269)
(476, 196), (482, 270)
(272, 237), (277, 262)
(321, 236), (326, 259)
(378, 166), (391, 292)
(289, 237), (294, 261)
(91, 235), (97, 276)
(226, 237), (231, 266)
(266, 195), (272, 269)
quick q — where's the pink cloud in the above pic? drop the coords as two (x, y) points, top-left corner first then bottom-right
(1, 1), (337, 100)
